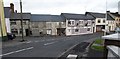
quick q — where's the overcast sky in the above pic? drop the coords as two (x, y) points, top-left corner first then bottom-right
(3, 0), (120, 15)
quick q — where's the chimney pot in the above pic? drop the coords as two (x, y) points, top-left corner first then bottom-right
(10, 3), (14, 13)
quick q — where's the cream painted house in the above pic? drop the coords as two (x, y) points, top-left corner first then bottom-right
(86, 12), (115, 32)
(108, 12), (120, 28)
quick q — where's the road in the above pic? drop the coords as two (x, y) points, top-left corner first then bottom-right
(2, 33), (102, 59)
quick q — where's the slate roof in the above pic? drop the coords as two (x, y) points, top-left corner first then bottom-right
(4, 7), (11, 18)
(31, 14), (65, 22)
(61, 13), (95, 20)
(86, 12), (114, 20)
(10, 13), (31, 20)
(110, 12), (120, 17)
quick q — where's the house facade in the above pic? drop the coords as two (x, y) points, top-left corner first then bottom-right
(30, 14), (65, 36)
(86, 12), (115, 32)
(10, 13), (31, 36)
(4, 7), (11, 33)
(61, 13), (95, 36)
(108, 12), (120, 27)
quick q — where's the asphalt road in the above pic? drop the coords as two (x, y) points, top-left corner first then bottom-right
(2, 33), (102, 59)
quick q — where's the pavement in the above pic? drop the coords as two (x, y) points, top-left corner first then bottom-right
(1, 32), (102, 59)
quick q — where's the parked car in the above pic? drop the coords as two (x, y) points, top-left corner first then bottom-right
(7, 33), (16, 40)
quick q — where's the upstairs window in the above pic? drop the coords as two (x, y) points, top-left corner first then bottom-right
(10, 21), (16, 25)
(68, 21), (71, 24)
(23, 21), (27, 25)
(68, 20), (75, 25)
(98, 20), (101, 23)
(103, 20), (105, 23)
(11, 29), (18, 34)
(71, 21), (74, 25)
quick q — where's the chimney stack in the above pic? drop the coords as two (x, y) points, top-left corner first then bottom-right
(10, 3), (14, 13)
(15, 10), (17, 13)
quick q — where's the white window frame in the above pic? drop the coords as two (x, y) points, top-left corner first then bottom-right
(79, 20), (84, 25)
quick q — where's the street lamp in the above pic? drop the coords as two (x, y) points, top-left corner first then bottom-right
(20, 0), (25, 42)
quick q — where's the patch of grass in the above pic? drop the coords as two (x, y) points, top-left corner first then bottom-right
(91, 39), (104, 51)
(94, 39), (104, 45)
(91, 45), (104, 51)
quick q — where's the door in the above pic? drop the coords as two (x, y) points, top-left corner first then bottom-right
(25, 29), (29, 36)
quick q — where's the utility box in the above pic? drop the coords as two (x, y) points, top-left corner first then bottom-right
(67, 54), (78, 59)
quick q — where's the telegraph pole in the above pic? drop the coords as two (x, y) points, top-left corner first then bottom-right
(104, 0), (107, 35)
(20, 0), (25, 42)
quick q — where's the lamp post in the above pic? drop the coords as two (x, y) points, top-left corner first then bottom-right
(20, 0), (25, 42)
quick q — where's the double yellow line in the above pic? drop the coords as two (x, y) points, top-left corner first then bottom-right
(0, 0), (7, 38)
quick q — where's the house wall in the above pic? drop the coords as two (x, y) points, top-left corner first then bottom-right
(5, 18), (11, 33)
(115, 17), (120, 27)
(95, 18), (106, 25)
(30, 21), (66, 36)
(30, 22), (46, 36)
(107, 20), (116, 31)
(66, 19), (94, 36)
(10, 20), (29, 36)
(95, 18), (115, 32)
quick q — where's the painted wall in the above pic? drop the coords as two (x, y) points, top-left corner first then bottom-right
(65, 19), (94, 36)
(10, 20), (29, 36)
(5, 18), (11, 33)
(107, 20), (116, 31)
(31, 21), (66, 36)
(94, 18), (115, 32)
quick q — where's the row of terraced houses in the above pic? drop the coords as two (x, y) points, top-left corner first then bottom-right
(4, 3), (120, 36)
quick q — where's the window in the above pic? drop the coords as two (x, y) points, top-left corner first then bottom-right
(79, 20), (84, 24)
(72, 21), (74, 25)
(68, 21), (71, 24)
(75, 29), (79, 32)
(98, 20), (101, 23)
(23, 21), (26, 25)
(11, 29), (18, 34)
(19, 28), (23, 34)
(88, 21), (91, 25)
(103, 20), (105, 23)
(87, 28), (90, 31)
(76, 23), (79, 26)
(10, 22), (16, 25)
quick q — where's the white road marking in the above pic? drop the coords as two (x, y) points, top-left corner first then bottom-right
(26, 41), (32, 43)
(44, 41), (57, 46)
(58, 43), (79, 57)
(0, 47), (34, 57)
(41, 40), (45, 42)
(35, 41), (40, 43)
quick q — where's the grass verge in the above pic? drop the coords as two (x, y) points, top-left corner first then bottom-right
(91, 39), (104, 51)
